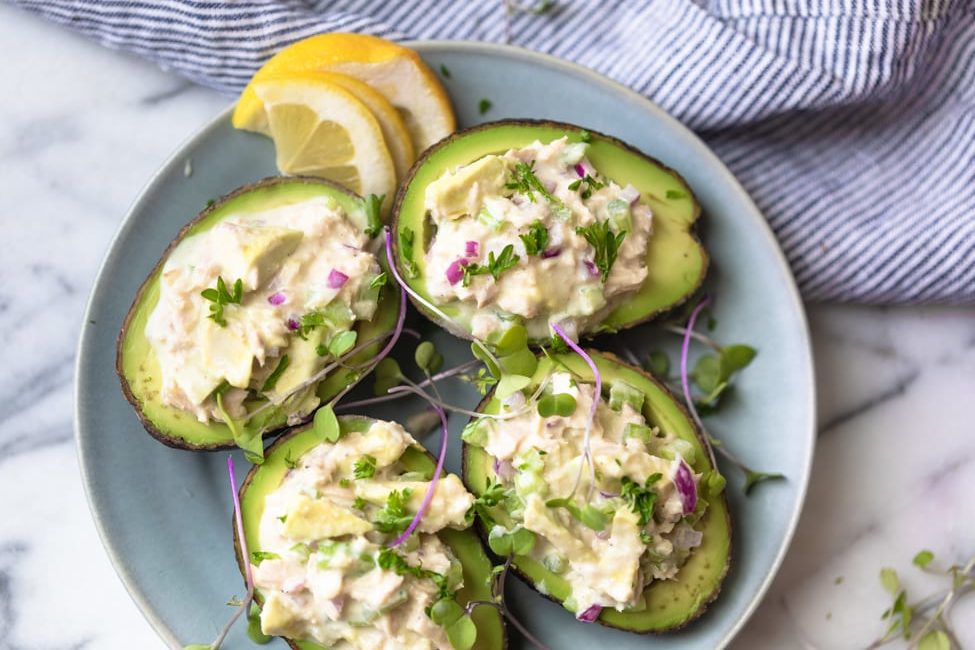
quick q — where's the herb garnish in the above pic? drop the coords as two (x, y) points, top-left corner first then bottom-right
(372, 488), (414, 535)
(545, 497), (608, 531)
(363, 194), (384, 238)
(353, 454), (377, 480)
(462, 244), (520, 287)
(620, 473), (661, 542)
(666, 189), (688, 200)
(568, 173), (604, 200)
(260, 355), (290, 393)
(479, 98), (493, 114)
(250, 550), (280, 565)
(505, 161), (559, 205)
(575, 220), (626, 281)
(377, 547), (450, 599)
(519, 220), (550, 256)
(399, 227), (419, 279)
(370, 272), (387, 288)
(439, 64), (451, 78)
(201, 276), (243, 327)
(296, 310), (325, 340)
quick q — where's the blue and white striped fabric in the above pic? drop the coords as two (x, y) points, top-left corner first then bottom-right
(12, 0), (975, 303)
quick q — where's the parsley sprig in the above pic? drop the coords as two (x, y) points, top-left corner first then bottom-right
(568, 173), (604, 200)
(575, 220), (626, 282)
(200, 276), (243, 327)
(377, 547), (450, 599)
(462, 244), (520, 287)
(505, 161), (560, 205)
(620, 473), (662, 542)
(372, 488), (414, 536)
(519, 220), (550, 256)
(353, 454), (377, 479)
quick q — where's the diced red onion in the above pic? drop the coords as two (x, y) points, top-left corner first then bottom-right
(672, 458), (698, 514)
(584, 260), (599, 277)
(267, 292), (286, 306)
(493, 459), (515, 480)
(574, 163), (586, 178)
(577, 604), (602, 623)
(620, 184), (641, 205)
(595, 529), (610, 540)
(446, 258), (468, 285)
(545, 180), (557, 193)
(542, 247), (561, 259)
(327, 269), (349, 289)
(465, 240), (479, 257)
(286, 318), (299, 331)
(599, 490), (619, 499)
(672, 524), (703, 550)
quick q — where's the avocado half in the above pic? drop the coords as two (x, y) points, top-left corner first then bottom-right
(116, 177), (401, 451)
(235, 415), (507, 650)
(391, 119), (708, 343)
(461, 351), (731, 633)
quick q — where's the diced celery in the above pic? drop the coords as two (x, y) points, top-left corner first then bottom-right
(560, 142), (589, 166)
(461, 420), (488, 447)
(609, 381), (645, 412)
(477, 206), (504, 231)
(577, 285), (607, 316)
(623, 423), (655, 444)
(606, 198), (631, 233)
(659, 438), (697, 465)
(542, 553), (567, 574)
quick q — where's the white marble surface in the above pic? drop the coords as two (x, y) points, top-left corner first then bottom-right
(1, 4), (973, 649)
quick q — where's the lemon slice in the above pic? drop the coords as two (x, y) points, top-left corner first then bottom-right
(236, 71), (414, 180)
(236, 33), (454, 153)
(249, 75), (396, 203)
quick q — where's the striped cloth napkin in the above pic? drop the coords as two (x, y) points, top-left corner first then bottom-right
(13, 0), (975, 303)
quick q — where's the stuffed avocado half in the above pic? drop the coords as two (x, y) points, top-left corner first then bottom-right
(461, 351), (730, 632)
(392, 120), (707, 344)
(117, 177), (400, 459)
(236, 415), (506, 650)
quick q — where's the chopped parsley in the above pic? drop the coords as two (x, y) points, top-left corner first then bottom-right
(462, 244), (520, 287)
(376, 547), (449, 599)
(479, 98), (493, 114)
(440, 63), (451, 78)
(250, 550), (280, 565)
(315, 343), (328, 357)
(353, 454), (377, 480)
(363, 194), (384, 238)
(665, 189), (688, 200)
(283, 450), (300, 469)
(469, 478), (507, 525)
(505, 161), (560, 205)
(352, 496), (367, 510)
(260, 355), (290, 393)
(568, 173), (604, 200)
(519, 220), (549, 256)
(372, 488), (414, 535)
(621, 472), (662, 542)
(575, 220), (626, 282)
(399, 227), (419, 279)
(578, 129), (592, 143)
(200, 276), (243, 327)
(296, 310), (325, 340)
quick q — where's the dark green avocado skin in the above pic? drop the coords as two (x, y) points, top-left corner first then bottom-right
(391, 119), (709, 344)
(233, 416), (508, 650)
(116, 176), (401, 452)
(461, 351), (731, 634)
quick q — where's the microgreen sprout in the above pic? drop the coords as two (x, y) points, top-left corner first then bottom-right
(389, 402), (448, 547)
(550, 322), (599, 498)
(201, 276), (243, 327)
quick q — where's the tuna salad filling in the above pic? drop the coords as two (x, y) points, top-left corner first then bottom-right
(420, 136), (652, 341)
(251, 419), (476, 648)
(462, 372), (704, 617)
(145, 195), (384, 424)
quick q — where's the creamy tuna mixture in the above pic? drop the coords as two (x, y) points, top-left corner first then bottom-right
(145, 196), (383, 423)
(252, 419), (475, 649)
(421, 137), (652, 340)
(462, 373), (703, 617)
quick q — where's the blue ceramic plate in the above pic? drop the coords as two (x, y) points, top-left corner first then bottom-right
(76, 41), (815, 649)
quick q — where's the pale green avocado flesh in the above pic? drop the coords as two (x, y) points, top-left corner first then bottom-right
(392, 120), (708, 343)
(238, 416), (506, 650)
(462, 352), (731, 632)
(116, 177), (400, 451)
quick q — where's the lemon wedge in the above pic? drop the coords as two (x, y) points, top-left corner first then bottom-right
(236, 70), (415, 180)
(235, 33), (454, 153)
(246, 75), (396, 203)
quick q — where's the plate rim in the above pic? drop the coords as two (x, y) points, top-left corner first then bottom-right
(75, 39), (816, 649)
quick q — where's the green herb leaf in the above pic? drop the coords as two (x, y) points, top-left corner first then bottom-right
(399, 227), (419, 279)
(505, 161), (560, 205)
(215, 390), (264, 464)
(373, 488), (414, 535)
(537, 393), (577, 417)
(880, 568), (900, 594)
(415, 341), (445, 374)
(546, 498), (608, 531)
(439, 63), (451, 78)
(463, 244), (520, 287)
(363, 194), (384, 238)
(471, 342), (501, 377)
(496, 373), (531, 399)
(464, 367), (498, 395)
(373, 357), (404, 395)
(353, 454), (377, 479)
(247, 601), (271, 644)
(575, 220), (626, 282)
(519, 220), (550, 256)
(446, 614), (477, 650)
(430, 598), (464, 626)
(913, 549), (935, 568)
(284, 449), (300, 469)
(578, 129), (592, 143)
(313, 405), (340, 443)
(720, 344), (757, 377)
(250, 550), (280, 565)
(666, 189), (688, 200)
(260, 355), (290, 393)
(370, 272), (387, 289)
(200, 275), (244, 327)
(571, 174), (604, 200)
(918, 630), (950, 650)
(478, 98), (492, 114)
(620, 475), (660, 528)
(744, 470), (785, 494)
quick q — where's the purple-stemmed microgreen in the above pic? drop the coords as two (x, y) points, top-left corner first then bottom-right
(679, 297), (783, 494)
(183, 456), (254, 650)
(464, 557), (552, 650)
(388, 403), (449, 547)
(550, 322), (599, 499)
(336, 359), (483, 410)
